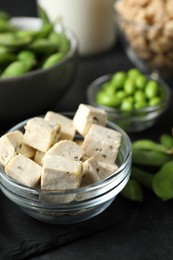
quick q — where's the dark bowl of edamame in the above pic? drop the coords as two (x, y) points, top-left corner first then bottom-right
(87, 68), (170, 132)
(0, 17), (78, 121)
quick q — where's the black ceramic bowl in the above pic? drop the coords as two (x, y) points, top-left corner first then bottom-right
(0, 17), (78, 122)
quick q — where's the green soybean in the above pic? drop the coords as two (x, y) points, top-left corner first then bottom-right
(96, 91), (121, 107)
(127, 68), (141, 79)
(18, 50), (36, 67)
(145, 80), (159, 99)
(37, 6), (50, 24)
(132, 148), (172, 166)
(111, 71), (126, 88)
(58, 31), (70, 54)
(131, 166), (153, 190)
(0, 19), (17, 32)
(1, 60), (32, 78)
(121, 178), (143, 202)
(152, 161), (173, 201)
(42, 52), (64, 69)
(0, 32), (32, 48)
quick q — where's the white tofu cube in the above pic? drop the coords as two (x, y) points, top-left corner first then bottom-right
(73, 103), (107, 136)
(34, 150), (45, 166)
(0, 130), (23, 167)
(42, 155), (82, 190)
(44, 111), (75, 140)
(5, 153), (42, 188)
(43, 140), (84, 162)
(82, 124), (121, 164)
(81, 157), (118, 186)
(19, 143), (35, 159)
(41, 155), (83, 203)
(23, 117), (60, 152)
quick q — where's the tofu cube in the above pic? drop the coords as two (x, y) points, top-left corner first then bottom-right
(73, 104), (107, 136)
(44, 111), (75, 140)
(43, 140), (84, 162)
(19, 143), (35, 159)
(42, 155), (82, 190)
(5, 153), (42, 188)
(0, 130), (23, 167)
(41, 155), (83, 203)
(82, 124), (121, 164)
(23, 117), (60, 152)
(34, 150), (45, 166)
(81, 157), (118, 186)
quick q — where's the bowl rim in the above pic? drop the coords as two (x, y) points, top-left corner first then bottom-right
(0, 16), (78, 82)
(87, 72), (171, 115)
(0, 112), (132, 196)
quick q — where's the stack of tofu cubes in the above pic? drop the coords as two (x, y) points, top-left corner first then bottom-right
(0, 104), (121, 202)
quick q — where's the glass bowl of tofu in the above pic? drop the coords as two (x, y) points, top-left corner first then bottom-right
(0, 104), (132, 224)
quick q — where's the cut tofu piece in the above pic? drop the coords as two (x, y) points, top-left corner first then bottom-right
(0, 130), (23, 167)
(23, 117), (60, 152)
(73, 103), (107, 136)
(34, 150), (45, 166)
(42, 155), (82, 190)
(44, 111), (75, 140)
(5, 153), (42, 188)
(81, 157), (118, 186)
(82, 124), (121, 164)
(41, 155), (83, 203)
(43, 140), (84, 162)
(19, 143), (35, 159)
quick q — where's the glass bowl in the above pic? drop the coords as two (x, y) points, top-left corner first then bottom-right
(114, 0), (173, 79)
(0, 113), (131, 224)
(87, 74), (170, 133)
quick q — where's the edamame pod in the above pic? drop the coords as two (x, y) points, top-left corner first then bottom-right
(0, 45), (15, 54)
(58, 31), (70, 54)
(0, 32), (32, 48)
(132, 140), (170, 154)
(37, 6), (50, 24)
(29, 38), (58, 54)
(1, 60), (32, 78)
(131, 166), (153, 190)
(42, 52), (64, 69)
(0, 10), (10, 21)
(0, 53), (16, 66)
(0, 19), (17, 32)
(34, 23), (53, 40)
(18, 50), (36, 67)
(152, 161), (173, 201)
(160, 134), (173, 149)
(121, 178), (143, 202)
(132, 148), (172, 166)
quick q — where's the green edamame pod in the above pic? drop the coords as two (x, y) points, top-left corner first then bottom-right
(34, 23), (53, 39)
(0, 32), (32, 48)
(152, 161), (173, 201)
(37, 6), (50, 24)
(58, 31), (70, 54)
(121, 178), (143, 202)
(0, 19), (17, 32)
(132, 148), (172, 166)
(131, 166), (153, 190)
(0, 53), (16, 66)
(29, 38), (58, 54)
(0, 45), (15, 54)
(18, 50), (36, 67)
(48, 31), (61, 45)
(0, 10), (10, 21)
(1, 60), (32, 78)
(160, 134), (173, 149)
(132, 140), (170, 154)
(42, 52), (64, 69)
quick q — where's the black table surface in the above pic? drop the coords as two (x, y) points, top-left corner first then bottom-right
(1, 1), (173, 260)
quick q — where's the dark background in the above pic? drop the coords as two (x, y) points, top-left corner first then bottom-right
(1, 1), (173, 260)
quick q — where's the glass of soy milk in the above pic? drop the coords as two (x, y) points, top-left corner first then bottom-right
(37, 0), (116, 56)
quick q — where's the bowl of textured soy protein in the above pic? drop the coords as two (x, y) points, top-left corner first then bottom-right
(0, 13), (78, 121)
(87, 68), (170, 132)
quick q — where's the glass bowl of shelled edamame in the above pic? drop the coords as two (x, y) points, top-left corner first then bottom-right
(0, 14), (78, 121)
(87, 68), (170, 132)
